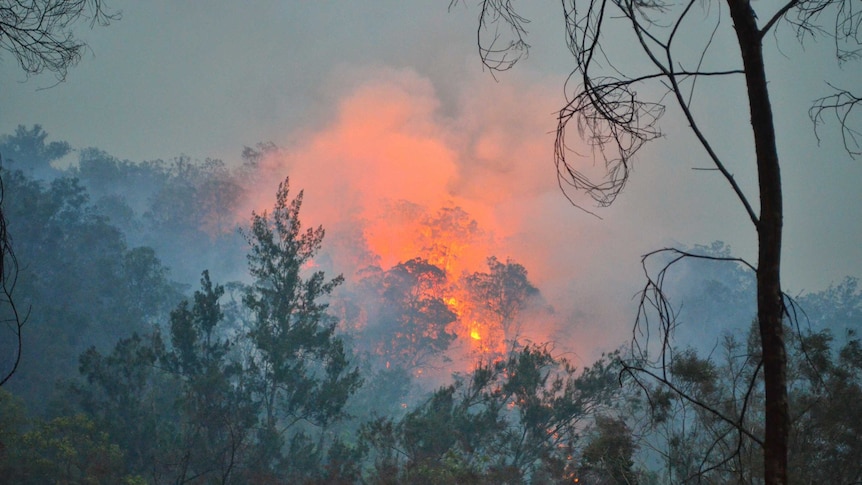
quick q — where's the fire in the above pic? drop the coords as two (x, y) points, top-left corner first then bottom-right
(445, 297), (462, 315)
(364, 204), (491, 278)
(239, 70), (576, 370)
(362, 201), (509, 359)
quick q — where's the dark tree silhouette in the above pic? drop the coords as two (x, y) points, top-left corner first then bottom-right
(458, 1), (860, 483)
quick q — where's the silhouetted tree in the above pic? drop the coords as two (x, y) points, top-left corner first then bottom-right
(0, 125), (69, 178)
(579, 416), (639, 485)
(459, 1), (861, 483)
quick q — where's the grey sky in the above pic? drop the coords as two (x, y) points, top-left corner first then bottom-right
(2, 1), (860, 353)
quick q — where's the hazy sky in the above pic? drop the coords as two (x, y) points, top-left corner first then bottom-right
(2, 1), (860, 355)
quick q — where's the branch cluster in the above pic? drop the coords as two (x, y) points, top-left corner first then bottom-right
(811, 83), (862, 158)
(467, 0), (860, 216)
(0, 0), (117, 80)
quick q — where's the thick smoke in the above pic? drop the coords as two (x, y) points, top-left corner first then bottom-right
(233, 67), (628, 361)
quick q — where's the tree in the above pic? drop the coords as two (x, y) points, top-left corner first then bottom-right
(68, 147), (251, 284)
(0, 169), (181, 408)
(6, 379), (145, 483)
(145, 156), (245, 238)
(241, 177), (362, 478)
(788, 330), (862, 484)
(579, 416), (639, 485)
(0, 0), (117, 81)
(0, 411), (140, 484)
(1, 1), (117, 382)
(465, 256), (538, 344)
(72, 148), (169, 240)
(612, 273), (862, 483)
(361, 344), (623, 483)
(74, 331), (177, 480)
(1, 0), (118, 380)
(625, 321), (862, 483)
(364, 258), (458, 371)
(0, 124), (70, 178)
(65, 176), (364, 483)
(0, 170), (180, 407)
(0, 125), (70, 386)
(160, 271), (257, 484)
(461, 1), (860, 483)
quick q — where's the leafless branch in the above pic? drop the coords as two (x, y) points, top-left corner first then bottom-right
(0, 0), (118, 81)
(631, 247), (756, 363)
(810, 83), (862, 158)
(789, 0), (861, 63)
(450, 0), (530, 72)
(459, 0), (861, 482)
(625, 246), (765, 477)
(760, 0), (802, 38)
(469, 0), (756, 220)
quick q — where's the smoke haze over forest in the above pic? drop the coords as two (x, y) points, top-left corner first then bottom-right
(2, 1), (862, 483)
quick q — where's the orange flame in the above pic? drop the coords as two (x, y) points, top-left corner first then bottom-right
(240, 71), (586, 367)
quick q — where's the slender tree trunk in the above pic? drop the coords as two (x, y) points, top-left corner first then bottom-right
(726, 1), (788, 484)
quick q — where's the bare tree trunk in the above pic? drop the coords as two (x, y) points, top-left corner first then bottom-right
(726, 1), (788, 484)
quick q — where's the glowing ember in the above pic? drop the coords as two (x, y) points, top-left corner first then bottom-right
(470, 329), (481, 340)
(445, 297), (462, 315)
